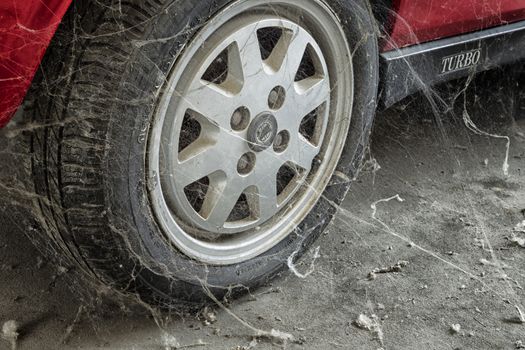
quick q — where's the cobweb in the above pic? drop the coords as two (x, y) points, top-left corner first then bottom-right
(0, 1), (524, 349)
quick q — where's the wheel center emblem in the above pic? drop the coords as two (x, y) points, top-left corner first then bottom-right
(247, 112), (278, 152)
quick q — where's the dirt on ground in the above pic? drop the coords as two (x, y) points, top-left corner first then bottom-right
(1, 70), (524, 349)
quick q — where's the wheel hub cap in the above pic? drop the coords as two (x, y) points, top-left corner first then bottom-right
(247, 112), (278, 152)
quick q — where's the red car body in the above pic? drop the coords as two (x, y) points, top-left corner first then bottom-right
(386, 0), (525, 50)
(0, 0), (71, 127)
(1, 0), (525, 128)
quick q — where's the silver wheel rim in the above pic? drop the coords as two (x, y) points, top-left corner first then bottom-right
(148, 0), (353, 265)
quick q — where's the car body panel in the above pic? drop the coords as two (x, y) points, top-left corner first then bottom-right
(380, 20), (525, 108)
(384, 0), (525, 51)
(0, 0), (72, 128)
(1, 0), (525, 127)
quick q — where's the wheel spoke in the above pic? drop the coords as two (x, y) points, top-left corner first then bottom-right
(277, 76), (329, 134)
(289, 135), (320, 171)
(246, 152), (283, 220)
(256, 176), (279, 220)
(203, 178), (245, 228)
(232, 28), (264, 80)
(184, 81), (235, 127)
(177, 146), (224, 187)
(267, 26), (311, 79)
(294, 77), (330, 118)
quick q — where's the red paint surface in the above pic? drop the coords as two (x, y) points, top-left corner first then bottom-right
(0, 0), (71, 127)
(384, 0), (525, 51)
(1, 1), (525, 126)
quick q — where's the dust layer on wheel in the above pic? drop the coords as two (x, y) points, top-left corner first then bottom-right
(27, 0), (378, 305)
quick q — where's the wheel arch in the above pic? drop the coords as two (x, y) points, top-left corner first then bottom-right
(369, 0), (397, 49)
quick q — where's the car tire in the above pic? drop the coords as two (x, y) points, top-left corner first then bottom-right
(27, 0), (379, 306)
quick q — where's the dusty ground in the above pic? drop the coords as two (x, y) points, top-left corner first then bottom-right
(1, 69), (524, 350)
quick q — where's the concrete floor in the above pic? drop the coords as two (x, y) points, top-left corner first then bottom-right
(1, 71), (524, 350)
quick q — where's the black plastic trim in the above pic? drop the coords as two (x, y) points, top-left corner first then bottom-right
(379, 20), (525, 109)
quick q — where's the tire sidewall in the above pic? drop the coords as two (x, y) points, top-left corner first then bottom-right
(104, 0), (379, 298)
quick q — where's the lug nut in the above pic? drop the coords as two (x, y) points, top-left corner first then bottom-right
(273, 130), (290, 153)
(237, 152), (256, 175)
(269, 90), (279, 105)
(268, 86), (286, 110)
(231, 107), (250, 131)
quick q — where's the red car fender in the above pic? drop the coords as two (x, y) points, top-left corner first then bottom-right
(0, 0), (72, 128)
(1, 1), (525, 127)
(385, 0), (525, 51)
